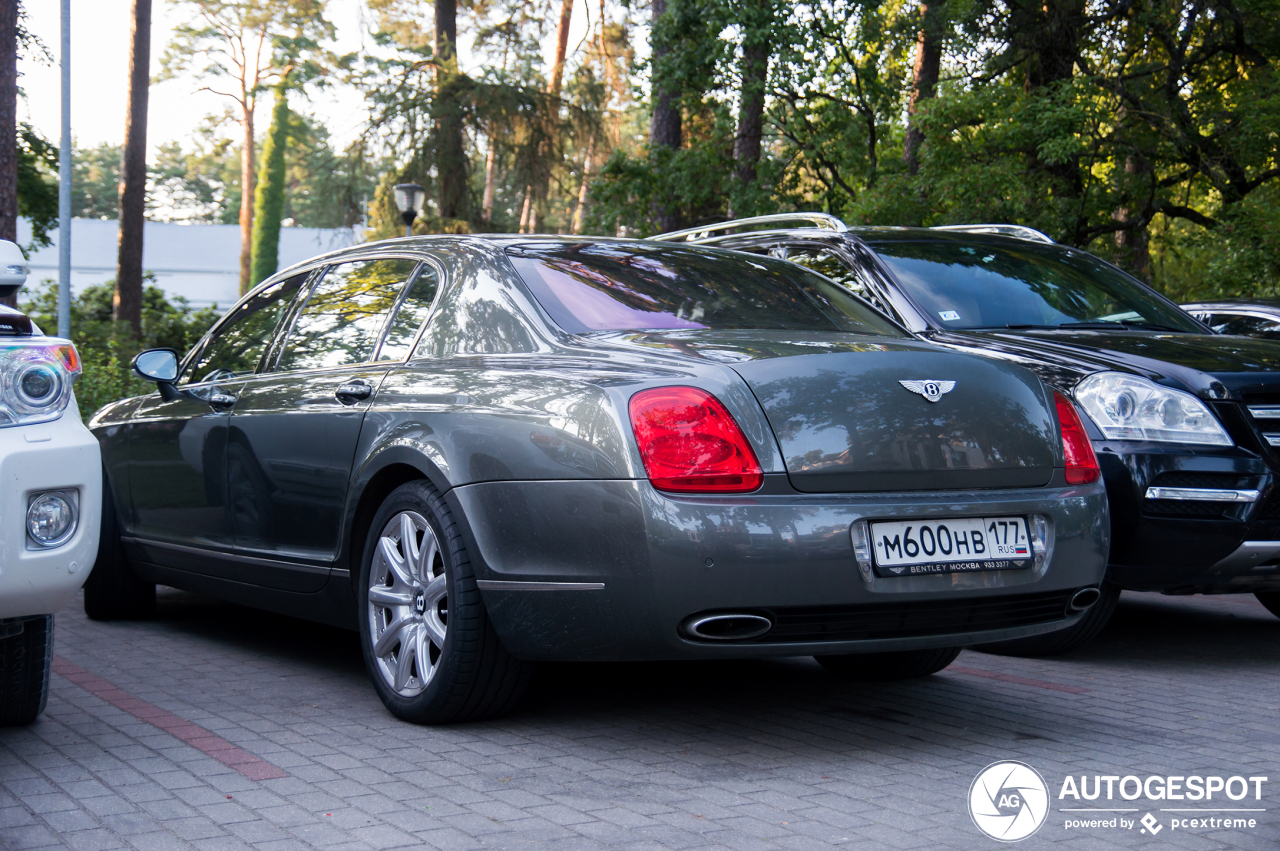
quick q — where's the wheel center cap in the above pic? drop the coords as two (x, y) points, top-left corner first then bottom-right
(414, 592), (426, 615)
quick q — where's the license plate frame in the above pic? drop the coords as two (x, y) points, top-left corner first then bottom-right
(868, 516), (1034, 577)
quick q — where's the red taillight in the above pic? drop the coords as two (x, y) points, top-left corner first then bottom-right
(1055, 391), (1100, 485)
(629, 387), (763, 493)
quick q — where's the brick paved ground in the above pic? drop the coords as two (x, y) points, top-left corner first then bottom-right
(1, 588), (1276, 851)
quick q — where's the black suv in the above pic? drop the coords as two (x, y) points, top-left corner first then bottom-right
(662, 214), (1280, 652)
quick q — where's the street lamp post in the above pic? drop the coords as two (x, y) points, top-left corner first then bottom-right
(57, 0), (71, 338)
(393, 184), (425, 239)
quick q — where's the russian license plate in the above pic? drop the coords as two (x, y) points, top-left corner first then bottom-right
(869, 516), (1033, 576)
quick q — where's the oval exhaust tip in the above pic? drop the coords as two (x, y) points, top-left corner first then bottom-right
(1068, 587), (1101, 613)
(685, 613), (773, 641)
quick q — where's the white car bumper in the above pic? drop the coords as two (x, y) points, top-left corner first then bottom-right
(0, 400), (101, 619)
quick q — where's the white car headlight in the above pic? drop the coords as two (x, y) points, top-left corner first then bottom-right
(0, 340), (82, 427)
(1074, 372), (1231, 446)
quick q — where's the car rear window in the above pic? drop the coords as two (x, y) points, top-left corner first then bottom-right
(507, 242), (906, 337)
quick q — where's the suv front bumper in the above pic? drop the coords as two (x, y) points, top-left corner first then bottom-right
(0, 404), (101, 619)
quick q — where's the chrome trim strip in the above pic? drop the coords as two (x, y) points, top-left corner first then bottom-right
(1144, 487), (1260, 503)
(652, 213), (847, 243)
(1211, 541), (1280, 572)
(931, 224), (1055, 244)
(1248, 405), (1280, 419)
(475, 580), (605, 591)
(119, 536), (332, 573)
(1265, 434), (1280, 446)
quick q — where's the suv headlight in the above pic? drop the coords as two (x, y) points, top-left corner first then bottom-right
(1074, 372), (1231, 446)
(0, 340), (81, 427)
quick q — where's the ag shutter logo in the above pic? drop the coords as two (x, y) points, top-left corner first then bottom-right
(969, 761), (1051, 842)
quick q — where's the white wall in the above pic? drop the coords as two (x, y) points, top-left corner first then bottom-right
(18, 219), (361, 310)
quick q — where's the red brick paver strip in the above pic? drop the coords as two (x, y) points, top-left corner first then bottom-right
(948, 664), (1091, 693)
(50, 655), (289, 780)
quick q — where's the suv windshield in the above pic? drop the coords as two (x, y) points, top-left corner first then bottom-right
(508, 242), (905, 337)
(867, 240), (1204, 333)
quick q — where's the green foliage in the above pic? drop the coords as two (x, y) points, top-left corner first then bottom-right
(19, 280), (220, 421)
(283, 116), (380, 229)
(71, 143), (124, 220)
(16, 124), (58, 250)
(586, 136), (735, 236)
(251, 85), (291, 286)
(159, 0), (337, 91)
(151, 116), (243, 223)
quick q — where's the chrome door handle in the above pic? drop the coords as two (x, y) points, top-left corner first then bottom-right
(208, 392), (237, 411)
(335, 382), (373, 405)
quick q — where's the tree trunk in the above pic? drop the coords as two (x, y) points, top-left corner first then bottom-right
(114, 0), (151, 335)
(250, 82), (289, 287)
(0, 0), (18, 310)
(730, 4), (770, 218)
(648, 0), (682, 152)
(649, 0), (681, 232)
(526, 0), (574, 235)
(435, 0), (467, 222)
(903, 0), (944, 175)
(518, 186), (532, 233)
(1019, 0), (1086, 239)
(238, 104), (255, 295)
(571, 135), (595, 234)
(1114, 151), (1152, 281)
(482, 138), (496, 224)
(549, 0), (574, 98)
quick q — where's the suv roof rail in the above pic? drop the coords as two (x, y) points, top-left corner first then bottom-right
(652, 213), (848, 243)
(931, 224), (1055, 244)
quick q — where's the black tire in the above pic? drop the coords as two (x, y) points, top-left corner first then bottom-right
(975, 583), (1121, 657)
(83, 471), (155, 620)
(1256, 592), (1280, 619)
(357, 480), (533, 723)
(0, 615), (53, 726)
(815, 646), (962, 681)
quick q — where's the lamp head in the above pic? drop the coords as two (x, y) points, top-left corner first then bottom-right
(393, 183), (426, 228)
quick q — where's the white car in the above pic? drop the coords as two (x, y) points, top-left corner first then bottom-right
(0, 240), (100, 726)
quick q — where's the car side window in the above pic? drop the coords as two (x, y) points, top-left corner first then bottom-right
(1210, 313), (1280, 338)
(181, 271), (309, 385)
(276, 258), (420, 372)
(783, 248), (893, 316)
(377, 265), (441, 361)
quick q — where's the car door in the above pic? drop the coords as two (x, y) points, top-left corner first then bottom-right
(123, 272), (309, 576)
(225, 257), (438, 588)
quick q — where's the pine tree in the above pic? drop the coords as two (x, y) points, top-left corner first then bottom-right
(249, 81), (290, 287)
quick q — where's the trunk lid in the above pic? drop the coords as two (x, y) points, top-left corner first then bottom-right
(730, 345), (1058, 492)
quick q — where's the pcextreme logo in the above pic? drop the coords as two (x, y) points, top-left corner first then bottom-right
(969, 762), (1270, 842)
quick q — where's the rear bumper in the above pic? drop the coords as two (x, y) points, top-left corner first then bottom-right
(0, 405), (101, 619)
(451, 475), (1110, 661)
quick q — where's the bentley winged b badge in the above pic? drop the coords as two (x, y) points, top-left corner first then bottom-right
(899, 380), (956, 403)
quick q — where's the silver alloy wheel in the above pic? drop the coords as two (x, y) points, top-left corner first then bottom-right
(367, 510), (447, 697)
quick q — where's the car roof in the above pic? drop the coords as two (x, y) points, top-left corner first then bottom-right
(1182, 298), (1280, 310)
(273, 233), (716, 278)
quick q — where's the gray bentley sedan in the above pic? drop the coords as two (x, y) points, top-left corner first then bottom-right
(85, 236), (1109, 723)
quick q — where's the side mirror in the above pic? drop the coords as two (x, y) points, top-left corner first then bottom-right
(0, 240), (29, 297)
(133, 349), (180, 383)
